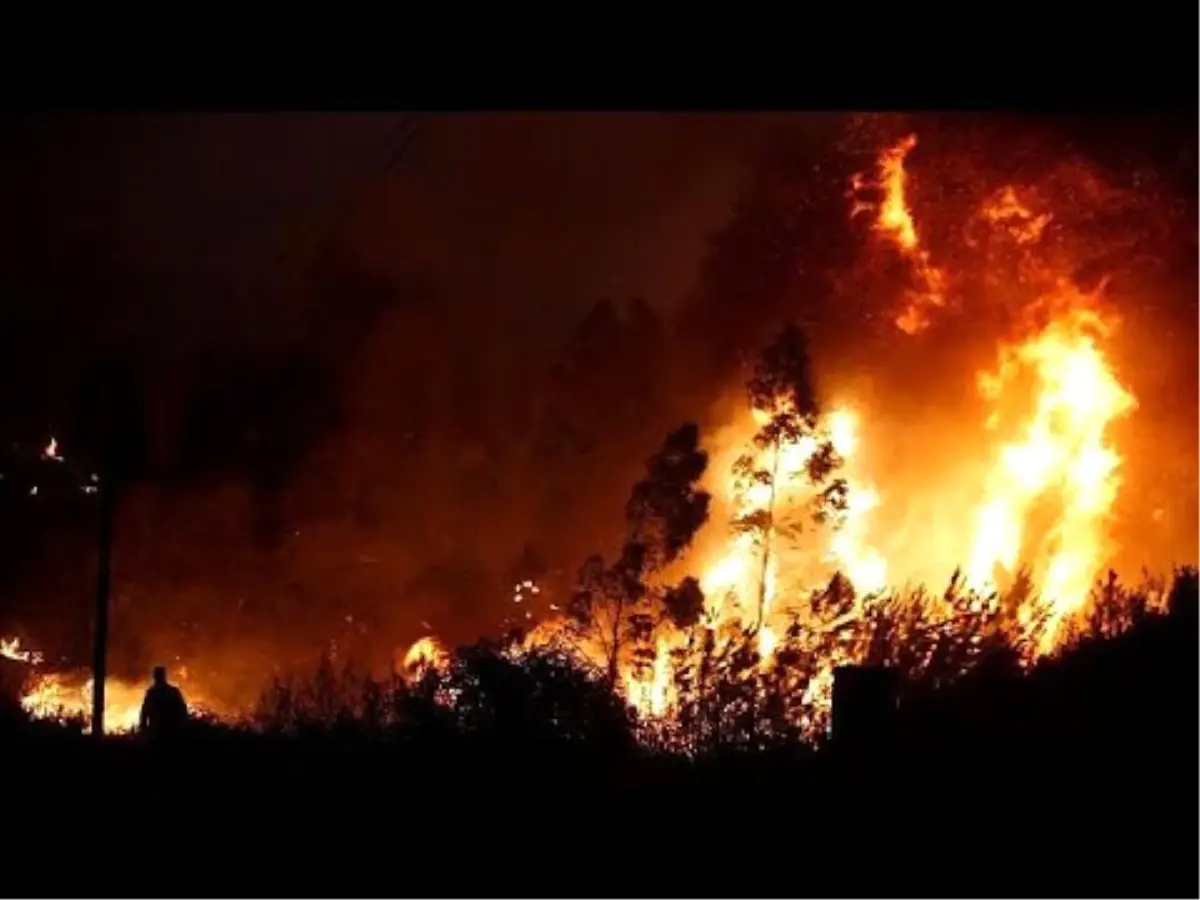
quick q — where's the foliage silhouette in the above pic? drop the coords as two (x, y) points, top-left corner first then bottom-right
(1, 569), (1194, 896)
(731, 321), (848, 629)
(566, 421), (711, 685)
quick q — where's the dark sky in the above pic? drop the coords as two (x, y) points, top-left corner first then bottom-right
(0, 112), (815, 661)
(0, 113), (802, 354)
(0, 111), (833, 459)
(0, 111), (1192, 673)
(353, 113), (781, 330)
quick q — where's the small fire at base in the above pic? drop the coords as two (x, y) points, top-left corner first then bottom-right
(2, 639), (224, 734)
(1, 127), (1177, 748)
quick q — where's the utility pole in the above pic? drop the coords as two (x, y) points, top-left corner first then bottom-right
(91, 462), (115, 737)
(89, 360), (129, 739)
(261, 114), (422, 294)
(86, 114), (424, 735)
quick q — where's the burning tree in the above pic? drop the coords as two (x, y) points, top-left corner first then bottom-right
(732, 321), (848, 631)
(567, 423), (711, 686)
(10, 118), (1185, 761)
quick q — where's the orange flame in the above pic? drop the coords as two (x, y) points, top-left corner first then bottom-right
(850, 133), (948, 334)
(0, 636), (44, 665)
(607, 134), (1142, 733)
(401, 636), (450, 677)
(7, 633), (225, 734)
(966, 293), (1136, 646)
(20, 129), (1155, 746)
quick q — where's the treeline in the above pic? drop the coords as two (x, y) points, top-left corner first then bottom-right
(2, 565), (1193, 799)
(12, 317), (1197, 758)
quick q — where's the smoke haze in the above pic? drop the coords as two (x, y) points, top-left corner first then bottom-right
(0, 112), (1192, 705)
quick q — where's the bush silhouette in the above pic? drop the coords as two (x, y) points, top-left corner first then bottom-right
(4, 566), (1195, 801)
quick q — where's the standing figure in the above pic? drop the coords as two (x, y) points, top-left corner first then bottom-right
(139, 665), (188, 739)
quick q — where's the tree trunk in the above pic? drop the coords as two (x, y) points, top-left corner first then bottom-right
(606, 601), (623, 687)
(755, 440), (781, 630)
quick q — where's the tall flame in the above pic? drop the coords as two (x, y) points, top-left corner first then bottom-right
(850, 133), (947, 334)
(966, 297), (1136, 645)
(17, 130), (1153, 743)
(619, 133), (1142, 729)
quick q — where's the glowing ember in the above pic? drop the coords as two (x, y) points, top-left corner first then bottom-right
(511, 579), (541, 621)
(979, 185), (1052, 245)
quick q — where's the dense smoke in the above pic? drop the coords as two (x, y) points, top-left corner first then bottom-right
(0, 112), (1193, 709)
(0, 114), (783, 695)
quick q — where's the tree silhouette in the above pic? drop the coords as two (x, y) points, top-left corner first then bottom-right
(528, 297), (676, 571)
(732, 322), (847, 629)
(625, 423), (711, 572)
(673, 118), (868, 401)
(568, 422), (711, 686)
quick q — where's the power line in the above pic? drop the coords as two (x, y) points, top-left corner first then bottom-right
(257, 113), (424, 295)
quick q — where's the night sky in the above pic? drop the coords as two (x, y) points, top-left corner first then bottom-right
(0, 111), (1192, 675)
(0, 110), (1193, 893)
(0, 112), (811, 665)
(0, 113), (795, 378)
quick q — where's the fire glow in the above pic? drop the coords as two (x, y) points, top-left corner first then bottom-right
(10, 132), (1156, 740)
(530, 133), (1145, 732)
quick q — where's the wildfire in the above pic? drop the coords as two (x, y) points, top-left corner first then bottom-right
(845, 134), (1138, 648)
(20, 673), (148, 733)
(512, 131), (1146, 736)
(966, 294), (1136, 645)
(0, 636), (44, 665)
(13, 127), (1161, 748)
(980, 185), (1053, 245)
(6, 635), (222, 734)
(401, 636), (450, 677)
(23, 669), (228, 733)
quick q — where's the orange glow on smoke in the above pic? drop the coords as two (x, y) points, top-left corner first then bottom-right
(14, 129), (1163, 743)
(850, 134), (947, 334)
(528, 131), (1146, 733)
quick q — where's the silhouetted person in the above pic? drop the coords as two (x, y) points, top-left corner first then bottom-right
(139, 665), (188, 740)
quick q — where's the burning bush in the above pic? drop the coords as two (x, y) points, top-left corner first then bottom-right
(6, 123), (1193, 759)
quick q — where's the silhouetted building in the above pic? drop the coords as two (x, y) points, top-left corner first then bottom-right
(831, 664), (900, 747)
